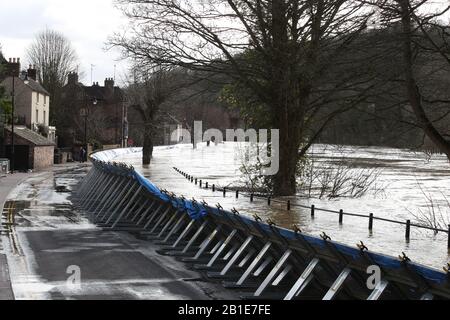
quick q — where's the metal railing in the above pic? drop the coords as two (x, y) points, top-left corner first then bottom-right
(173, 167), (450, 249)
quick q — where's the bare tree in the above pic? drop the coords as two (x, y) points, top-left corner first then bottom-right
(110, 0), (382, 195)
(367, 0), (450, 160)
(397, 0), (450, 160)
(27, 29), (79, 126)
(126, 65), (185, 165)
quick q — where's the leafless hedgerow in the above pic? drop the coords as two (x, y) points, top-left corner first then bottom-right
(406, 180), (450, 234)
(237, 143), (383, 199)
(298, 155), (382, 199)
(237, 142), (274, 194)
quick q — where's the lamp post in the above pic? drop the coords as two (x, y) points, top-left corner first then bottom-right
(121, 101), (129, 148)
(80, 107), (87, 147)
(80, 98), (97, 161)
(10, 74), (15, 174)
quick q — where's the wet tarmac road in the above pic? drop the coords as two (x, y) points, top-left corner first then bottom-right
(1, 165), (235, 300)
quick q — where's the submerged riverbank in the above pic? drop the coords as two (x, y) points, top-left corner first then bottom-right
(114, 143), (450, 270)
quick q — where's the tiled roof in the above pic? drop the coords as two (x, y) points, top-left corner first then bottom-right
(5, 126), (55, 146)
(24, 79), (50, 96)
(0, 76), (50, 95)
(83, 86), (123, 101)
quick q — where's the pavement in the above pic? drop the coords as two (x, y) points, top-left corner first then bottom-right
(0, 170), (34, 300)
(0, 163), (237, 300)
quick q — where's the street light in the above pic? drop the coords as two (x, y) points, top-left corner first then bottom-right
(80, 98), (97, 162)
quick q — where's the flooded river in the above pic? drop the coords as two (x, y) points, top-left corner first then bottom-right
(114, 143), (450, 270)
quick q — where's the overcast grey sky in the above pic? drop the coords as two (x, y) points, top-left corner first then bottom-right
(1, 0), (448, 88)
(0, 0), (128, 86)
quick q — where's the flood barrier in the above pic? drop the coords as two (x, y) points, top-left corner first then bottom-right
(74, 152), (450, 300)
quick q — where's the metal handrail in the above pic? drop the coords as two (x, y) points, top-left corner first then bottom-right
(174, 168), (450, 244)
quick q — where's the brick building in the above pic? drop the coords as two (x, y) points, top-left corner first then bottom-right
(3, 126), (54, 170)
(59, 73), (126, 149)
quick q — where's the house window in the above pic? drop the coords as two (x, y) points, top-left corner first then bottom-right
(44, 111), (46, 125)
(44, 95), (47, 105)
(36, 92), (40, 103)
(36, 109), (39, 123)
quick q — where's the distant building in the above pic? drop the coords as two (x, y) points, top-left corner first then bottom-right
(0, 58), (56, 142)
(59, 73), (126, 149)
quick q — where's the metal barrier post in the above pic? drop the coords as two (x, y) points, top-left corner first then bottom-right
(406, 220), (411, 241)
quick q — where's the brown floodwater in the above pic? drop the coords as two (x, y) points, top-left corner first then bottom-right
(103, 143), (450, 270)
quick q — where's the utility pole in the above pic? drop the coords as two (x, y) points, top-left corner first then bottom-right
(90, 64), (95, 85)
(10, 74), (15, 174)
(84, 107), (87, 154)
(121, 102), (125, 148)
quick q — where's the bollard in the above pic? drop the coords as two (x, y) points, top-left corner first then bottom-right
(369, 213), (373, 231)
(268, 197), (271, 206)
(405, 220), (411, 240)
(236, 190), (239, 199)
(195, 178), (198, 185)
(311, 205), (315, 218)
(250, 194), (254, 202)
(339, 210), (344, 224)
(205, 182), (208, 189)
(287, 200), (291, 211)
(212, 184), (215, 192)
(223, 187), (226, 197)
(199, 180), (202, 188)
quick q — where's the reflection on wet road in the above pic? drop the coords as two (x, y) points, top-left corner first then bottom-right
(1, 165), (233, 300)
(114, 143), (450, 270)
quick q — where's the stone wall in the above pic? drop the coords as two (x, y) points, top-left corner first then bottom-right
(32, 146), (54, 170)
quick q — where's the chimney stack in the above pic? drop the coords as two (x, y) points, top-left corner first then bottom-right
(105, 77), (115, 89)
(27, 65), (37, 81)
(67, 72), (79, 85)
(6, 57), (20, 77)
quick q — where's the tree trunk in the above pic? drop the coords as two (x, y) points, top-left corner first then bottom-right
(269, 1), (300, 196)
(142, 124), (154, 165)
(273, 134), (299, 196)
(398, 0), (450, 161)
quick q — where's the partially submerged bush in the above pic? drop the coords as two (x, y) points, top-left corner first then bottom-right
(237, 143), (382, 199)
